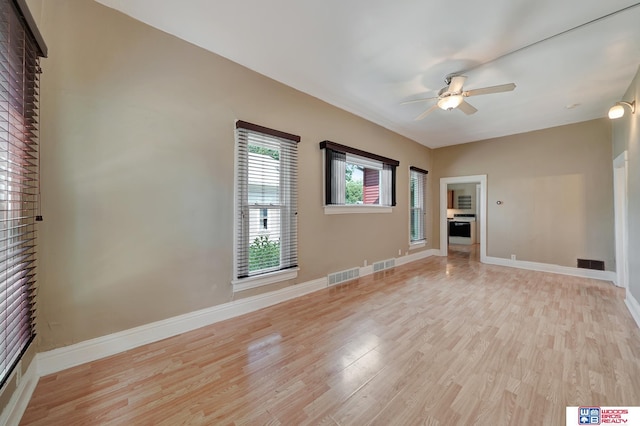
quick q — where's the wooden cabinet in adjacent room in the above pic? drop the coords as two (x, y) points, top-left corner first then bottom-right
(447, 190), (454, 209)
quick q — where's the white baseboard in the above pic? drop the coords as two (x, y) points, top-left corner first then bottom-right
(625, 291), (640, 330)
(38, 277), (327, 376)
(484, 256), (616, 282)
(396, 249), (439, 266)
(0, 358), (39, 426)
(359, 265), (374, 277)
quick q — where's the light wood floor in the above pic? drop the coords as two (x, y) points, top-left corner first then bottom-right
(448, 243), (480, 263)
(21, 254), (640, 425)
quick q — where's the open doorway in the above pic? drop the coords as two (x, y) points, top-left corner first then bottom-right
(613, 151), (629, 292)
(440, 175), (487, 262)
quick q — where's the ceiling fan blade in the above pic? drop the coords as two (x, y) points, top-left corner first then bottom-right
(414, 104), (439, 120)
(400, 96), (438, 105)
(448, 75), (466, 93)
(457, 100), (478, 115)
(464, 83), (516, 97)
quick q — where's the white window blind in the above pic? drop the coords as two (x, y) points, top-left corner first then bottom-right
(0, 0), (46, 387)
(235, 121), (299, 279)
(410, 167), (427, 243)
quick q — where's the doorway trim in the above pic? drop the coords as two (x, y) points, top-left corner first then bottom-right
(613, 151), (629, 291)
(440, 175), (487, 262)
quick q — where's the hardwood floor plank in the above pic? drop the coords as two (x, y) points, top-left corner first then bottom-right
(20, 247), (640, 425)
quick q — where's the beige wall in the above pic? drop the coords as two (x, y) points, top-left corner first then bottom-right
(29, 0), (433, 351)
(432, 119), (615, 269)
(612, 66), (640, 303)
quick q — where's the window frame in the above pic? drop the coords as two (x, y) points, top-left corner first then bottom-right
(409, 166), (428, 247)
(319, 141), (399, 215)
(232, 121), (299, 292)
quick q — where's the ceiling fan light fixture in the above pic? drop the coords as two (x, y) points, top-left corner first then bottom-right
(438, 94), (463, 111)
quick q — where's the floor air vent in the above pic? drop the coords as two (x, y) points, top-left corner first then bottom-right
(577, 259), (605, 271)
(373, 258), (396, 272)
(328, 267), (359, 286)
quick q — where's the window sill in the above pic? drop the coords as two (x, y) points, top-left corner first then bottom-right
(324, 205), (392, 215)
(409, 240), (426, 250)
(232, 268), (299, 292)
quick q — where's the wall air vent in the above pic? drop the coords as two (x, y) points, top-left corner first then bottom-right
(577, 259), (605, 271)
(328, 267), (359, 286)
(373, 258), (396, 272)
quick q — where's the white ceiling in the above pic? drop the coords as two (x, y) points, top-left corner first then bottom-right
(96, 0), (640, 148)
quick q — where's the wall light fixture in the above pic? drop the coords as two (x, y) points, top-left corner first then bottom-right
(608, 100), (635, 119)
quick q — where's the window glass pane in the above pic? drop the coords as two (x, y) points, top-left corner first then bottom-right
(248, 144), (280, 205)
(248, 207), (281, 272)
(410, 169), (425, 242)
(247, 145), (281, 272)
(411, 208), (422, 240)
(346, 162), (381, 205)
(345, 163), (362, 204)
(363, 168), (380, 205)
(411, 174), (419, 208)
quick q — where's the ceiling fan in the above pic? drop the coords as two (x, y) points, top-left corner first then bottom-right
(403, 75), (516, 120)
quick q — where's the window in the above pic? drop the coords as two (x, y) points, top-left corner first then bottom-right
(234, 121), (299, 287)
(410, 167), (427, 244)
(0, 0), (46, 387)
(320, 141), (398, 211)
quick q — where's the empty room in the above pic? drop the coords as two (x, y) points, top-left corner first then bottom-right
(1, 0), (639, 425)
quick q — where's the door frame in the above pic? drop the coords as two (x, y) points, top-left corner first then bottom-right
(613, 151), (629, 291)
(440, 175), (487, 262)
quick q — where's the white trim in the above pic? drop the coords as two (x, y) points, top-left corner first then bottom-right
(613, 151), (629, 290)
(38, 277), (326, 377)
(396, 249), (439, 266)
(346, 153), (383, 170)
(484, 256), (616, 282)
(324, 205), (392, 214)
(0, 358), (39, 426)
(408, 241), (426, 250)
(440, 175), (487, 262)
(232, 268), (299, 292)
(359, 265), (374, 277)
(625, 291), (640, 330)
